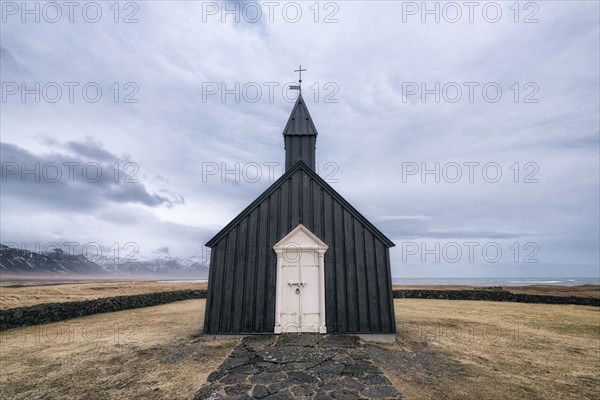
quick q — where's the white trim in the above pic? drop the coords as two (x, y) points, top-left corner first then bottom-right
(274, 252), (283, 334)
(273, 224), (329, 252)
(273, 224), (328, 334)
(318, 249), (326, 333)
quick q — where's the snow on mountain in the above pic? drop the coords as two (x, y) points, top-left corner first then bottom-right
(0, 243), (209, 278)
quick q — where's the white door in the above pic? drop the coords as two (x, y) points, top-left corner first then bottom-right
(280, 248), (302, 332)
(280, 248), (320, 332)
(274, 225), (328, 334)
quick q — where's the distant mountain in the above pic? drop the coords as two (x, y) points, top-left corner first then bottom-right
(0, 244), (209, 278)
(94, 254), (209, 278)
(0, 244), (107, 275)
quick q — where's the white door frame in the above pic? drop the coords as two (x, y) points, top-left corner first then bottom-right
(273, 224), (328, 334)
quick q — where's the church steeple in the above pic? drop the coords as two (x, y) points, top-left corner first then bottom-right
(283, 92), (318, 170)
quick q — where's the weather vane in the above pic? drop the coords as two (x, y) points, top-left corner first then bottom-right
(289, 65), (306, 92)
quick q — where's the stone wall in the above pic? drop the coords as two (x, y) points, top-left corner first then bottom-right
(0, 289), (207, 331)
(392, 289), (599, 307)
(1, 288), (597, 332)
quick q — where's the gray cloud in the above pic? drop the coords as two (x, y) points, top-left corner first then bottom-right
(0, 2), (597, 277)
(1, 141), (184, 210)
(0, 46), (28, 76)
(155, 246), (170, 255)
(65, 137), (120, 161)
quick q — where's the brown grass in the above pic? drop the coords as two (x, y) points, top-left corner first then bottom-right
(375, 299), (600, 400)
(1, 294), (598, 399)
(2, 280), (596, 310)
(0, 299), (236, 400)
(0, 280), (208, 309)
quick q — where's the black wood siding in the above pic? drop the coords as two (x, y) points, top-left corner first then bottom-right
(203, 167), (396, 334)
(285, 135), (316, 171)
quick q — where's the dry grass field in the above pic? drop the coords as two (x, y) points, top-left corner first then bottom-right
(0, 280), (208, 309)
(382, 300), (600, 400)
(0, 299), (236, 400)
(1, 297), (598, 399)
(1, 280), (596, 310)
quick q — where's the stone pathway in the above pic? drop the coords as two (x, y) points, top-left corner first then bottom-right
(194, 334), (401, 400)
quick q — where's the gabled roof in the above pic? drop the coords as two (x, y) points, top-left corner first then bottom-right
(282, 93), (318, 136)
(205, 161), (395, 248)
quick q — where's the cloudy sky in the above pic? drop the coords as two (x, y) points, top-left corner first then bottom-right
(1, 1), (598, 278)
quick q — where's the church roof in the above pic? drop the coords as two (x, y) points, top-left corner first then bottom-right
(205, 160), (395, 248)
(282, 93), (318, 136)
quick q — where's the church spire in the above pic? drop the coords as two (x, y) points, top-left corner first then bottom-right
(283, 92), (318, 170)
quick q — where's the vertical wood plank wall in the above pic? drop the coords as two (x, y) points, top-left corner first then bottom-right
(203, 169), (396, 334)
(285, 135), (316, 170)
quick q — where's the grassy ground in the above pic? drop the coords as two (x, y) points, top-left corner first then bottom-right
(0, 281), (600, 399)
(0, 280), (208, 309)
(378, 299), (600, 400)
(1, 298), (598, 399)
(0, 299), (236, 400)
(1, 279), (596, 310)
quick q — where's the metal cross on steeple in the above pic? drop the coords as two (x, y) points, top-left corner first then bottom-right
(289, 65), (306, 93)
(295, 65), (306, 86)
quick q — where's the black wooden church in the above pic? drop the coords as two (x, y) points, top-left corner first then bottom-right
(203, 80), (396, 335)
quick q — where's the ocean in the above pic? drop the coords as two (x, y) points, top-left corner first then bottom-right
(391, 277), (599, 286)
